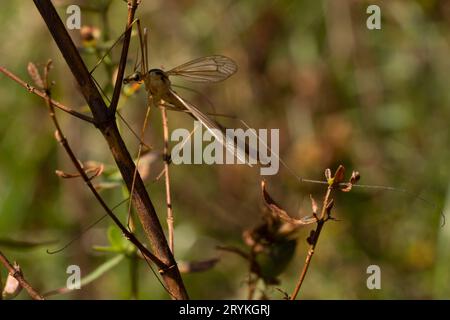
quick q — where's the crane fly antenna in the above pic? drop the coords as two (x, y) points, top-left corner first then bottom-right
(136, 19), (147, 75)
(143, 27), (149, 74)
(89, 19), (140, 75)
(117, 111), (152, 150)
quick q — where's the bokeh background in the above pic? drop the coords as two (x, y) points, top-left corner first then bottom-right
(1, 0), (449, 299)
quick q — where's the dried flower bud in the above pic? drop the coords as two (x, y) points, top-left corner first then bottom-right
(55, 170), (80, 179)
(2, 263), (22, 300)
(80, 26), (101, 48)
(27, 62), (44, 89)
(350, 171), (361, 185)
(325, 168), (332, 182)
(178, 258), (220, 274)
(333, 165), (346, 184)
(310, 195), (318, 214)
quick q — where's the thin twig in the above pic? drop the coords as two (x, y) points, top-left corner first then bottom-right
(161, 108), (175, 254)
(247, 259), (257, 300)
(0, 66), (94, 123)
(216, 245), (250, 260)
(290, 186), (333, 300)
(0, 250), (44, 300)
(109, 0), (138, 115)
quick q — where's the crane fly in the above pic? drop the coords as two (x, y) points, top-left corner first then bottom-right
(123, 54), (247, 163)
(122, 23), (250, 261)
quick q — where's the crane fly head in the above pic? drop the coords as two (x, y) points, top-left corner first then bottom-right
(123, 71), (144, 84)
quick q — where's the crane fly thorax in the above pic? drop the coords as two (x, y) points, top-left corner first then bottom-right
(145, 69), (171, 101)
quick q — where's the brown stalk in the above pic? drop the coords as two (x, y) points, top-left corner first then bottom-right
(289, 196), (328, 300)
(109, 0), (138, 115)
(32, 0), (187, 299)
(290, 167), (345, 300)
(0, 250), (44, 300)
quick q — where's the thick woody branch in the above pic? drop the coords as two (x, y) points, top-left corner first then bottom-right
(32, 0), (188, 299)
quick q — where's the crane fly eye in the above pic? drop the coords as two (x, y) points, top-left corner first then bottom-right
(123, 72), (142, 84)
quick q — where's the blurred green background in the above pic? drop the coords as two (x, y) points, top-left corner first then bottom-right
(1, 0), (449, 299)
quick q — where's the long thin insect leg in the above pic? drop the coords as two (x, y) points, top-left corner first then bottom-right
(136, 19), (148, 75)
(90, 71), (152, 151)
(161, 105), (174, 253)
(239, 119), (303, 180)
(127, 20), (151, 230)
(88, 43), (140, 147)
(154, 124), (199, 182)
(89, 18), (140, 75)
(143, 27), (149, 75)
(117, 111), (152, 150)
(127, 102), (152, 229)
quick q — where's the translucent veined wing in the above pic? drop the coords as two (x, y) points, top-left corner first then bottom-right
(166, 55), (238, 83)
(168, 88), (251, 166)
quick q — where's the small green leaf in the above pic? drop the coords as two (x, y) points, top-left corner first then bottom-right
(92, 245), (123, 253)
(79, 254), (125, 288)
(107, 225), (128, 250)
(0, 238), (57, 250)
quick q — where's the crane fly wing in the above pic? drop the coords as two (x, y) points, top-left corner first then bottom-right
(168, 89), (250, 166)
(168, 89), (225, 136)
(166, 55), (238, 83)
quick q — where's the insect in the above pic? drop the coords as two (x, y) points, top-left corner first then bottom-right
(123, 54), (244, 159)
(121, 22), (252, 260)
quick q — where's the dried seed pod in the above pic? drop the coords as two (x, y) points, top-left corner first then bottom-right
(2, 263), (22, 300)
